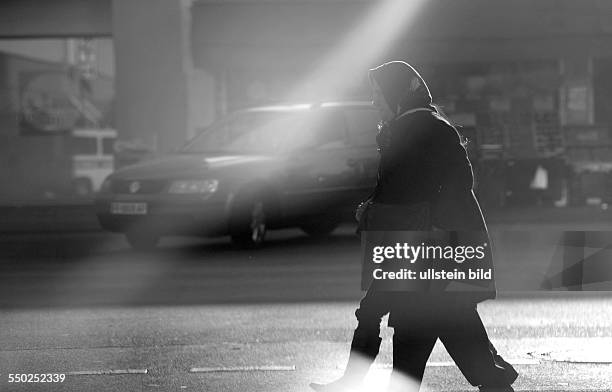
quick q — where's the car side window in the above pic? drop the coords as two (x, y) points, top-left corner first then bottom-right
(283, 110), (347, 151)
(345, 108), (380, 147)
(226, 113), (297, 152)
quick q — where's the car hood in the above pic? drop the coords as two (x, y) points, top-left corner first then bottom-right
(111, 153), (276, 180)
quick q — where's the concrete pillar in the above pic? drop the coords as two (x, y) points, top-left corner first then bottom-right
(112, 0), (215, 153)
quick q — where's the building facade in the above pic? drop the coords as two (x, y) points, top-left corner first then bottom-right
(2, 0), (612, 204)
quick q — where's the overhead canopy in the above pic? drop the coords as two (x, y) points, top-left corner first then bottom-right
(191, 0), (612, 70)
(0, 0), (111, 38)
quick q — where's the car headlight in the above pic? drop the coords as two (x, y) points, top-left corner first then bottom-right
(168, 179), (219, 194)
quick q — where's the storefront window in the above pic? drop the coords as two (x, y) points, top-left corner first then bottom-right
(0, 38), (115, 200)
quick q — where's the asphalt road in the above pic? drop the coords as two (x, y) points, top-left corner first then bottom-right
(1, 227), (611, 391)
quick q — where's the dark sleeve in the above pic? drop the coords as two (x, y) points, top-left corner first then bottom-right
(429, 119), (474, 194)
(369, 120), (430, 201)
(429, 117), (487, 231)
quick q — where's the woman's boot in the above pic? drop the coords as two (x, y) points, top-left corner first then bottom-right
(489, 340), (519, 384)
(310, 329), (382, 392)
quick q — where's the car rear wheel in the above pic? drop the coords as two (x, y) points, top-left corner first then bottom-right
(300, 217), (340, 238)
(125, 228), (160, 251)
(230, 196), (267, 248)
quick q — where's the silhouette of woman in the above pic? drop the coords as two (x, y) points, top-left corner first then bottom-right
(311, 61), (518, 392)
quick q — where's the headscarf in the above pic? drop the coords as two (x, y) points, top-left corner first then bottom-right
(369, 61), (434, 152)
(368, 61), (433, 115)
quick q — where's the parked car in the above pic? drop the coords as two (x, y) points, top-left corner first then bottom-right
(95, 102), (381, 249)
(71, 128), (117, 196)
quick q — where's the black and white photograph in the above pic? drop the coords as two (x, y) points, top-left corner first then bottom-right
(0, 1), (611, 391)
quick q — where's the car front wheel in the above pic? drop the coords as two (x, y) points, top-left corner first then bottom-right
(230, 196), (267, 248)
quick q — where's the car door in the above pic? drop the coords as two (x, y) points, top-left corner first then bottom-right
(281, 108), (355, 220)
(343, 106), (381, 201)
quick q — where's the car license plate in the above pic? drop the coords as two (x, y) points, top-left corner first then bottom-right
(110, 202), (147, 215)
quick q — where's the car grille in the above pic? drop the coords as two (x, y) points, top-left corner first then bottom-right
(111, 179), (167, 194)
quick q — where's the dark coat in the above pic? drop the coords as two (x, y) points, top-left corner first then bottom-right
(371, 109), (486, 231)
(360, 108), (496, 303)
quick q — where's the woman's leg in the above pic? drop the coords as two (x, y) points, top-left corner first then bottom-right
(438, 303), (516, 389)
(389, 331), (437, 392)
(310, 288), (389, 391)
(489, 340), (519, 385)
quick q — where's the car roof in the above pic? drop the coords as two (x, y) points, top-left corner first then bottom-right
(237, 101), (374, 114)
(320, 101), (374, 109)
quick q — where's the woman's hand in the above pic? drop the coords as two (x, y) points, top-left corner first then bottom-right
(355, 200), (372, 222)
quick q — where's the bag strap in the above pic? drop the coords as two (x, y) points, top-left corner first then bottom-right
(395, 107), (434, 121)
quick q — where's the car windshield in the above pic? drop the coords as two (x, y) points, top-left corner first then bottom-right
(182, 110), (313, 154)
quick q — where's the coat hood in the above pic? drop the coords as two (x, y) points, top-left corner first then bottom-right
(368, 61), (433, 114)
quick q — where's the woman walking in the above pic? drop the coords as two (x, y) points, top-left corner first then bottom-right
(311, 61), (517, 392)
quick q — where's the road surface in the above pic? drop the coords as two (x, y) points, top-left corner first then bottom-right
(1, 226), (611, 391)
